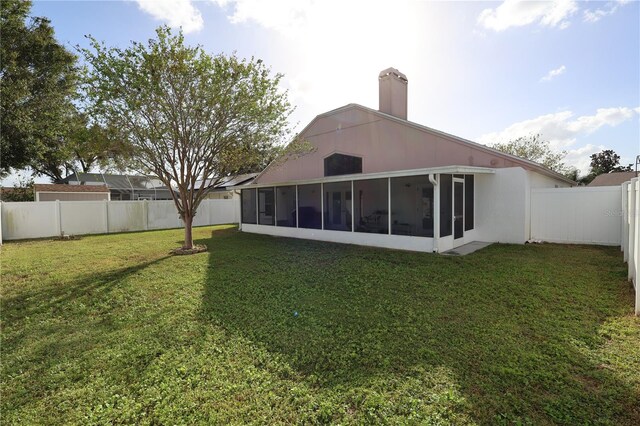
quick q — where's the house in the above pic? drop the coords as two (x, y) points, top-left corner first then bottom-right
(34, 184), (111, 201)
(62, 173), (173, 200)
(195, 173), (258, 200)
(238, 68), (574, 253)
(588, 171), (636, 187)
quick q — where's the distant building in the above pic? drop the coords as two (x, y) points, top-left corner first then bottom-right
(195, 173), (258, 200)
(62, 173), (173, 200)
(588, 171), (637, 187)
(35, 184), (111, 201)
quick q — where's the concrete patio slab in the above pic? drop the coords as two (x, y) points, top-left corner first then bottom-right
(442, 241), (493, 256)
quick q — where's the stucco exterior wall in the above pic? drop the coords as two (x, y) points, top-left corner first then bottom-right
(257, 106), (565, 185)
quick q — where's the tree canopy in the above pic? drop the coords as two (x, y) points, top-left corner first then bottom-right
(589, 149), (632, 175)
(81, 26), (296, 250)
(491, 134), (573, 177)
(0, 0), (78, 177)
(1, 0), (125, 182)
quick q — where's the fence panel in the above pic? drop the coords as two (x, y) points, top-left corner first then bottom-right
(60, 201), (108, 236)
(147, 201), (182, 230)
(531, 187), (622, 245)
(107, 201), (146, 233)
(1, 199), (240, 241)
(1, 201), (59, 240)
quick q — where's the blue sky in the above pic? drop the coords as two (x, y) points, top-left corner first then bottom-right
(6, 0), (639, 184)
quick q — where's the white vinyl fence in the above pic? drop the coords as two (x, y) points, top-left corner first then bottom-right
(0, 199), (240, 241)
(621, 178), (639, 315)
(530, 186), (622, 245)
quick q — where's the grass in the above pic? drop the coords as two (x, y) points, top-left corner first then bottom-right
(1, 225), (639, 425)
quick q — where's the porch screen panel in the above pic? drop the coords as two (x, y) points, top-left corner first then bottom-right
(276, 186), (296, 227)
(354, 179), (388, 234)
(241, 188), (257, 224)
(464, 175), (474, 231)
(297, 184), (322, 229)
(258, 188), (275, 225)
(440, 174), (452, 237)
(323, 181), (352, 231)
(390, 175), (434, 237)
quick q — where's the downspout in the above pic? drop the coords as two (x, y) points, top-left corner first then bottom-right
(429, 173), (439, 253)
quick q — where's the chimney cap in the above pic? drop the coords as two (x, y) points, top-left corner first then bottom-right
(379, 67), (407, 82)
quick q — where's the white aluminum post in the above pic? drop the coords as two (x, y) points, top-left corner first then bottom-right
(351, 180), (355, 232)
(387, 178), (391, 235)
(321, 183), (324, 230)
(431, 174), (440, 253)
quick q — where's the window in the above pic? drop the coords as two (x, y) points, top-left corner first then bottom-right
(391, 175), (434, 237)
(464, 175), (474, 231)
(324, 153), (362, 177)
(258, 188), (275, 225)
(323, 181), (352, 231)
(354, 179), (388, 234)
(439, 174), (452, 237)
(276, 186), (296, 227)
(241, 188), (257, 224)
(297, 184), (322, 229)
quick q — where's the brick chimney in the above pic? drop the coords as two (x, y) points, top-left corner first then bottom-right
(379, 67), (408, 120)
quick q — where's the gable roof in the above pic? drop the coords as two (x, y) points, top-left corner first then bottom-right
(588, 171), (636, 187)
(256, 103), (575, 185)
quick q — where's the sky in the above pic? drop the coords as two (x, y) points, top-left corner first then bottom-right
(4, 0), (639, 185)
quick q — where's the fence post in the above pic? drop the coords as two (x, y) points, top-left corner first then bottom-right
(622, 182), (629, 260)
(0, 201), (3, 245)
(143, 199), (149, 231)
(629, 178), (637, 282)
(104, 199), (109, 233)
(55, 200), (62, 236)
(634, 179), (639, 315)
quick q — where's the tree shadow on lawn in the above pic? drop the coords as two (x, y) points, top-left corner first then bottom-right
(1, 256), (175, 416)
(199, 230), (640, 424)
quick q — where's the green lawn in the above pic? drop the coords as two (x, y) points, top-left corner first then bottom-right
(1, 226), (639, 425)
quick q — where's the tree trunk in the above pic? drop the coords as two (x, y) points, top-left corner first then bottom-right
(183, 213), (194, 249)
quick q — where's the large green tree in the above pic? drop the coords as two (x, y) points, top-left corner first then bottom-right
(492, 134), (573, 176)
(588, 149), (631, 175)
(0, 0), (78, 177)
(81, 27), (295, 250)
(30, 111), (131, 182)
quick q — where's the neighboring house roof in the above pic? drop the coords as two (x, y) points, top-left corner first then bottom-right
(254, 103), (575, 186)
(588, 171), (637, 187)
(35, 184), (110, 193)
(63, 173), (170, 191)
(194, 173), (258, 191)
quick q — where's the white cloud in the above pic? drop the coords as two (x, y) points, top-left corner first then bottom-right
(477, 0), (578, 31)
(212, 0), (312, 37)
(477, 107), (639, 148)
(540, 65), (566, 82)
(136, 0), (204, 33)
(564, 143), (607, 174)
(477, 107), (639, 173)
(583, 0), (630, 23)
